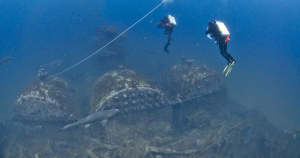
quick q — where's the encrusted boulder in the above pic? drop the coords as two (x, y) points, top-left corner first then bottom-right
(162, 58), (226, 102)
(13, 77), (78, 121)
(90, 69), (170, 113)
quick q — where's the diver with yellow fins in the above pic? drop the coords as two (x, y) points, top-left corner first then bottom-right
(151, 15), (177, 53)
(205, 20), (236, 76)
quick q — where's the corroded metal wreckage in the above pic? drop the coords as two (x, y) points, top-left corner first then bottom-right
(90, 69), (170, 113)
(89, 69), (174, 157)
(2, 62), (300, 158)
(162, 56), (226, 102)
(13, 76), (78, 121)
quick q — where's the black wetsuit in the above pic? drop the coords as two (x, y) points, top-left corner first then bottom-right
(157, 16), (174, 53)
(205, 21), (235, 64)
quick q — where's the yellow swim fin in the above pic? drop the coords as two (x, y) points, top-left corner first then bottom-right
(222, 62), (235, 77)
(222, 65), (229, 76)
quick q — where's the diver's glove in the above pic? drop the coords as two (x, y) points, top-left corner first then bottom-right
(150, 19), (157, 25)
(207, 34), (212, 40)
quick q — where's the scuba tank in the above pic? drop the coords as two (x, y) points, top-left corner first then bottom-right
(168, 15), (177, 26)
(216, 21), (230, 36)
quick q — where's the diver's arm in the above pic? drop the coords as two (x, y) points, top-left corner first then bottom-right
(205, 27), (213, 40)
(157, 22), (166, 28)
(205, 27), (212, 35)
(150, 20), (164, 28)
(150, 20), (156, 24)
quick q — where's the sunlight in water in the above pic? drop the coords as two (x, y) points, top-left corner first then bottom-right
(163, 0), (174, 4)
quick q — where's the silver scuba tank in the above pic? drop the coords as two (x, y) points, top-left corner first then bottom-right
(168, 15), (177, 26)
(216, 21), (230, 36)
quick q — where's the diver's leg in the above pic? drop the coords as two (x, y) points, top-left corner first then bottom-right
(164, 28), (174, 41)
(226, 53), (235, 63)
(168, 29), (174, 41)
(224, 43), (236, 63)
(164, 38), (171, 53)
(225, 43), (235, 62)
(219, 43), (231, 64)
(167, 34), (174, 41)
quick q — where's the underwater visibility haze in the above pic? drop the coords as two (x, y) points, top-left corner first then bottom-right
(0, 0), (300, 157)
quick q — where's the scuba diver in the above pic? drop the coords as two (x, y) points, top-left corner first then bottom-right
(205, 20), (236, 76)
(150, 15), (177, 53)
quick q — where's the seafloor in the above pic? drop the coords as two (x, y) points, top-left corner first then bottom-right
(1, 62), (300, 158)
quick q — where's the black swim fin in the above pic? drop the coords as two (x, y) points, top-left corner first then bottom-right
(164, 40), (171, 53)
(164, 44), (170, 53)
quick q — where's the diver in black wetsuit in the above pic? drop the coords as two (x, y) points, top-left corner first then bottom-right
(151, 15), (176, 53)
(205, 20), (236, 65)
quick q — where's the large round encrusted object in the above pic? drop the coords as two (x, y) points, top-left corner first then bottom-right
(90, 69), (170, 113)
(13, 77), (77, 121)
(162, 63), (226, 102)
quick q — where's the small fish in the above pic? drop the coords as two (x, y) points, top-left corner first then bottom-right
(57, 109), (119, 132)
(243, 127), (253, 144)
(40, 59), (64, 68)
(284, 127), (300, 139)
(0, 56), (13, 65)
(14, 122), (41, 132)
(116, 65), (124, 69)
